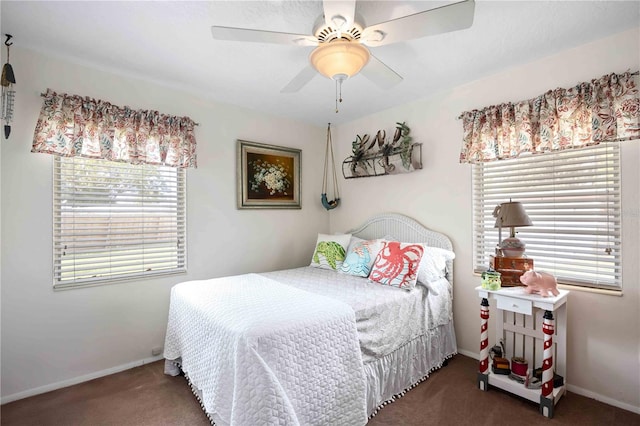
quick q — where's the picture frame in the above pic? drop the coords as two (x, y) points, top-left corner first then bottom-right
(237, 140), (301, 209)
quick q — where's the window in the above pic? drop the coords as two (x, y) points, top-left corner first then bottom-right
(473, 144), (621, 290)
(53, 157), (186, 289)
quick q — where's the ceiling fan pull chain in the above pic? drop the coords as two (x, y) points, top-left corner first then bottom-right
(335, 78), (344, 114)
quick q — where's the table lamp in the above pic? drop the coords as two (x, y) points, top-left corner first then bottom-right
(493, 201), (533, 257)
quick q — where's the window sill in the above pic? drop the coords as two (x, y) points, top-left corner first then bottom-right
(53, 269), (187, 291)
(557, 283), (622, 297)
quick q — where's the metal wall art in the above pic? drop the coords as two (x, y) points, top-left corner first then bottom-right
(342, 122), (422, 179)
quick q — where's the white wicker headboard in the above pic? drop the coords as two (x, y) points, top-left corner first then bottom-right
(347, 213), (454, 285)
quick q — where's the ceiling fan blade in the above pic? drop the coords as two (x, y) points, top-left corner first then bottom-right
(211, 26), (318, 46)
(322, 0), (356, 30)
(281, 66), (317, 93)
(361, 0), (475, 47)
(359, 54), (403, 90)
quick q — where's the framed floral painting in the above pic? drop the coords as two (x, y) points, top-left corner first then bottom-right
(237, 140), (301, 209)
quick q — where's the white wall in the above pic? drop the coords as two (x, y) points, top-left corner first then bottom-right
(0, 47), (328, 400)
(331, 28), (640, 412)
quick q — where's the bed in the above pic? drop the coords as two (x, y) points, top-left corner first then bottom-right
(164, 213), (457, 425)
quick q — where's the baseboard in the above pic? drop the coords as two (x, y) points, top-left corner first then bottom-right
(1, 354), (164, 405)
(455, 350), (639, 414)
(566, 384), (640, 414)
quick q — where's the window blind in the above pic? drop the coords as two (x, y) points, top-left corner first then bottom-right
(473, 144), (621, 290)
(53, 157), (186, 289)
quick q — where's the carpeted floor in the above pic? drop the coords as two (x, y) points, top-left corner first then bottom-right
(2, 354), (638, 425)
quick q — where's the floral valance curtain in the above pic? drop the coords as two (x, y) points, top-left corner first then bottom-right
(459, 71), (639, 164)
(32, 89), (197, 168)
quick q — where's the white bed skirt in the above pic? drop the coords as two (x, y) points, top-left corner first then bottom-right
(364, 321), (457, 417)
(167, 320), (457, 424)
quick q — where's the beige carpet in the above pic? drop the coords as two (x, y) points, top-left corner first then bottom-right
(2, 355), (638, 425)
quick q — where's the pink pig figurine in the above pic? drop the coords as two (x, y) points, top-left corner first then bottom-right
(519, 271), (559, 297)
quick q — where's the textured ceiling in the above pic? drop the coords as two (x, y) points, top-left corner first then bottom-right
(2, 1), (639, 126)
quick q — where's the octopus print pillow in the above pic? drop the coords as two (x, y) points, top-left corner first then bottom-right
(339, 239), (383, 277)
(369, 241), (424, 290)
(310, 233), (352, 271)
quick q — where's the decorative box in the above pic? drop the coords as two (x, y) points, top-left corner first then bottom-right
(490, 256), (534, 287)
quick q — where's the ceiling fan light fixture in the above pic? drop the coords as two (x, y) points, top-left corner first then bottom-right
(309, 40), (370, 80)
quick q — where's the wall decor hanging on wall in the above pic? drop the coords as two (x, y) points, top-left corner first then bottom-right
(237, 140), (301, 209)
(342, 122), (422, 179)
(321, 123), (340, 210)
(1, 34), (16, 140)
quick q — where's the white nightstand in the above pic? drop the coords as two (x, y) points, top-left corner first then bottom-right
(476, 286), (569, 418)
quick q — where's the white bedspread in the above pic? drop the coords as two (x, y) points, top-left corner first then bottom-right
(163, 273), (367, 426)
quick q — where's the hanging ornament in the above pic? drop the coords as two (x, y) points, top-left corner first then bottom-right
(321, 123), (341, 210)
(1, 34), (16, 140)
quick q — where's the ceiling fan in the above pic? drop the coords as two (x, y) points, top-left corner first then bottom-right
(211, 0), (475, 93)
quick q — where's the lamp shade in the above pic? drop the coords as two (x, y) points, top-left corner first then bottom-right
(310, 40), (370, 80)
(493, 201), (532, 257)
(493, 201), (533, 228)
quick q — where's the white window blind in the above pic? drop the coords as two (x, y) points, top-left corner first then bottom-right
(473, 144), (621, 290)
(53, 157), (186, 289)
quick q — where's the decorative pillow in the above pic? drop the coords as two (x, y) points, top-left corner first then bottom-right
(417, 246), (456, 284)
(348, 235), (364, 246)
(310, 233), (352, 271)
(339, 238), (383, 277)
(369, 241), (424, 290)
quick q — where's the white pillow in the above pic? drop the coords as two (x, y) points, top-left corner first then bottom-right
(310, 233), (352, 271)
(417, 246), (455, 284)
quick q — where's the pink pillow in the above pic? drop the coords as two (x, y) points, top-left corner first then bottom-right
(369, 241), (424, 290)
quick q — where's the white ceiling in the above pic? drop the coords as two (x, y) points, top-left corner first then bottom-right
(2, 1), (639, 126)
